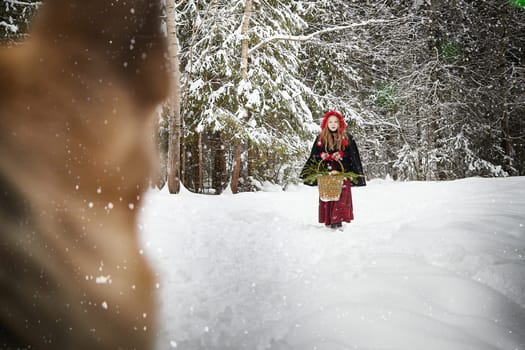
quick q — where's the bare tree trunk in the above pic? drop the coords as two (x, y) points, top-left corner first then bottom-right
(156, 109), (168, 189)
(231, 143), (242, 193)
(230, 0), (252, 194)
(239, 0), (252, 81)
(166, 0), (182, 194)
(211, 132), (227, 194)
(247, 139), (257, 179)
(499, 23), (512, 174)
(184, 134), (199, 192)
(197, 132), (204, 193)
(181, 125), (186, 186)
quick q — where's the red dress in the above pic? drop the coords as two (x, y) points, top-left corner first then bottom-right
(318, 178), (354, 225)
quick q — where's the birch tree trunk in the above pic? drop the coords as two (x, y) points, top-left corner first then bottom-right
(230, 0), (252, 194)
(166, 0), (182, 194)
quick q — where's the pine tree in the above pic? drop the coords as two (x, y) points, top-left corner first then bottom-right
(175, 0), (319, 192)
(0, 0), (40, 44)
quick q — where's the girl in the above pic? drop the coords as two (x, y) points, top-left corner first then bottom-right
(301, 110), (366, 229)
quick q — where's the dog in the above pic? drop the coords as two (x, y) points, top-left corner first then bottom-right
(0, 1), (169, 349)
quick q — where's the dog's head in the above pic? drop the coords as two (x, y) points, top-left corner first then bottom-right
(0, 1), (169, 348)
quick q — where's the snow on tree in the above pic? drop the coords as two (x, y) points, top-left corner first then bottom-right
(0, 0), (40, 43)
(175, 0), (320, 192)
(7, 0), (524, 189)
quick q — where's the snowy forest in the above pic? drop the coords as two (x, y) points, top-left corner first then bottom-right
(3, 0), (525, 193)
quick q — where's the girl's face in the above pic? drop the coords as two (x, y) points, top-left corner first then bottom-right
(327, 116), (340, 132)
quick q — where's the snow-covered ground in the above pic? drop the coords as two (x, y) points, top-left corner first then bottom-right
(139, 177), (525, 350)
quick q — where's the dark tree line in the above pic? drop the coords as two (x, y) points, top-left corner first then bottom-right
(4, 0), (525, 192)
(298, 0), (525, 181)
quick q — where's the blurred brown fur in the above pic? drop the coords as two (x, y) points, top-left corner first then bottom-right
(0, 1), (169, 348)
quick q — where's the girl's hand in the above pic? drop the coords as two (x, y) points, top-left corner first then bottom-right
(332, 152), (342, 161)
(320, 152), (329, 160)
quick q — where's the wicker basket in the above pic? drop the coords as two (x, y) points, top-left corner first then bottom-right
(317, 160), (344, 202)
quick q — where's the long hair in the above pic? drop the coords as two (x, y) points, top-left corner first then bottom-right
(320, 126), (344, 151)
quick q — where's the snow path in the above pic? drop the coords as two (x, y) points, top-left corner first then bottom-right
(139, 177), (525, 350)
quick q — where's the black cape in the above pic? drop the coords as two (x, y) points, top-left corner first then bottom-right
(300, 133), (366, 187)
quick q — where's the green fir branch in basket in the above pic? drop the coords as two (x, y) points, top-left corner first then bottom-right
(302, 160), (363, 184)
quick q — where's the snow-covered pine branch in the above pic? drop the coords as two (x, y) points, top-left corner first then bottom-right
(248, 18), (400, 56)
(0, 21), (18, 33)
(4, 0), (41, 5)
